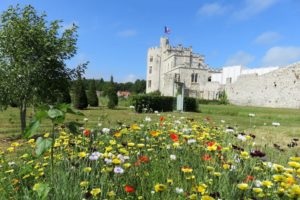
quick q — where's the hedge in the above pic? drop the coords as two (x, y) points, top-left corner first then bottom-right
(132, 95), (198, 113)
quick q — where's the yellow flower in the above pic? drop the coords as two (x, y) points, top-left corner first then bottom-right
(181, 167), (193, 173)
(23, 174), (31, 179)
(253, 188), (263, 193)
(109, 140), (116, 145)
(114, 131), (122, 138)
(33, 183), (41, 191)
(131, 124), (140, 130)
(213, 172), (221, 177)
(11, 142), (20, 147)
(290, 157), (300, 162)
(123, 163), (131, 168)
(201, 195), (215, 200)
(273, 174), (285, 182)
(167, 179), (173, 185)
(288, 185), (300, 198)
(7, 147), (14, 152)
(5, 169), (14, 174)
(240, 151), (249, 159)
(80, 181), (89, 187)
(197, 184), (207, 194)
(207, 145), (217, 151)
(273, 164), (284, 172)
(83, 167), (92, 173)
(44, 133), (50, 138)
(112, 158), (121, 165)
(206, 166), (214, 172)
(261, 180), (273, 188)
(237, 183), (249, 190)
(154, 184), (167, 192)
(137, 143), (145, 148)
(90, 188), (101, 196)
(28, 139), (35, 144)
(189, 194), (197, 200)
(105, 146), (113, 152)
(108, 190), (116, 197)
(150, 130), (160, 137)
(128, 143), (135, 147)
(223, 163), (230, 170)
(78, 152), (87, 158)
(288, 161), (300, 169)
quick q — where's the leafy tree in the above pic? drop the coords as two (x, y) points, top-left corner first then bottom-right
(87, 79), (98, 107)
(73, 73), (88, 109)
(132, 79), (146, 94)
(0, 5), (78, 133)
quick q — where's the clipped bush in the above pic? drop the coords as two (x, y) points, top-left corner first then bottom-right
(184, 97), (198, 112)
(106, 84), (118, 109)
(198, 99), (222, 105)
(132, 95), (174, 113)
(73, 77), (88, 109)
(87, 79), (99, 107)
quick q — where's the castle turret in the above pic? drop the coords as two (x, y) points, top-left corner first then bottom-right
(160, 37), (169, 49)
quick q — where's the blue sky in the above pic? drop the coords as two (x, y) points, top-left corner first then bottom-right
(1, 0), (300, 82)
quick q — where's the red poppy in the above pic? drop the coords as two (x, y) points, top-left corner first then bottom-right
(217, 145), (222, 151)
(138, 155), (149, 163)
(207, 141), (215, 147)
(160, 116), (165, 122)
(244, 175), (254, 182)
(170, 133), (179, 142)
(202, 154), (212, 161)
(125, 185), (135, 193)
(83, 129), (91, 137)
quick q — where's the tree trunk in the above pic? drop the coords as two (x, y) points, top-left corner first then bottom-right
(20, 100), (27, 134)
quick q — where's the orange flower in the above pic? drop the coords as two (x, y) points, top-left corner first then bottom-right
(244, 175), (255, 183)
(202, 154), (212, 161)
(83, 129), (91, 137)
(125, 185), (135, 193)
(139, 155), (149, 163)
(160, 116), (165, 122)
(150, 130), (159, 137)
(170, 133), (179, 142)
(207, 141), (215, 147)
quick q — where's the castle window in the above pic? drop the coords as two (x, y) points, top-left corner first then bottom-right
(150, 56), (153, 62)
(149, 66), (152, 74)
(174, 73), (180, 82)
(208, 76), (212, 82)
(191, 73), (198, 83)
(148, 80), (152, 88)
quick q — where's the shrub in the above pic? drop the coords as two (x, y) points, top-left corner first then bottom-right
(87, 79), (99, 107)
(198, 99), (222, 105)
(132, 95), (174, 113)
(132, 95), (198, 113)
(184, 97), (198, 112)
(219, 90), (229, 105)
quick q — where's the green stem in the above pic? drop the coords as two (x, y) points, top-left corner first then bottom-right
(51, 123), (55, 187)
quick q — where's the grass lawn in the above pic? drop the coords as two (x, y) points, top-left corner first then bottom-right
(1, 104), (299, 160)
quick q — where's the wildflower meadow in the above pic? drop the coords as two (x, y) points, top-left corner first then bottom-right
(0, 110), (300, 199)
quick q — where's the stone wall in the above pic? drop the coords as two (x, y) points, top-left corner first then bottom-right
(225, 62), (300, 108)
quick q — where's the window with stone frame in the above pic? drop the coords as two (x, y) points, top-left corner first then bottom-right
(148, 80), (151, 88)
(149, 66), (152, 74)
(149, 56), (153, 62)
(191, 73), (198, 83)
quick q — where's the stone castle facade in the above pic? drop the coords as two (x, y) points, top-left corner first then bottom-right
(146, 37), (300, 108)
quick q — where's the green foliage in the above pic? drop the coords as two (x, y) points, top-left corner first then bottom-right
(106, 84), (118, 109)
(35, 137), (53, 156)
(133, 95), (199, 113)
(184, 97), (199, 112)
(219, 90), (229, 105)
(132, 95), (174, 113)
(0, 5), (78, 133)
(73, 76), (88, 109)
(198, 99), (223, 105)
(147, 90), (161, 96)
(87, 79), (99, 107)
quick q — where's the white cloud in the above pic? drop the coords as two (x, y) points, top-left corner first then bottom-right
(262, 46), (300, 66)
(117, 29), (137, 37)
(225, 51), (255, 66)
(197, 3), (229, 16)
(254, 31), (281, 45)
(124, 74), (138, 82)
(233, 0), (278, 20)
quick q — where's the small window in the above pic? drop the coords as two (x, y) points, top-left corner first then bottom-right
(150, 56), (153, 62)
(149, 66), (152, 74)
(191, 73), (198, 83)
(208, 76), (212, 82)
(148, 80), (151, 88)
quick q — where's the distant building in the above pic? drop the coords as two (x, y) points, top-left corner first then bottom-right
(117, 91), (131, 98)
(146, 37), (300, 108)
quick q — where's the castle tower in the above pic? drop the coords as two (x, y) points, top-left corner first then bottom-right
(146, 45), (161, 93)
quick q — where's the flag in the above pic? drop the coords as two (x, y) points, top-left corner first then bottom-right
(164, 26), (171, 34)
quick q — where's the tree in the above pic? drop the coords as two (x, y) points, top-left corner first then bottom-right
(73, 73), (88, 109)
(87, 79), (98, 107)
(0, 5), (78, 133)
(132, 79), (146, 94)
(107, 84), (118, 109)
